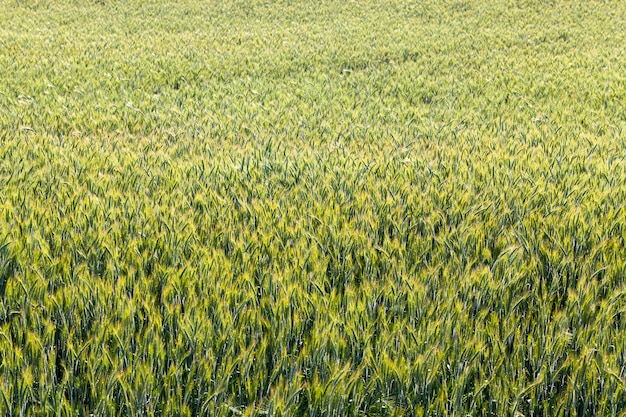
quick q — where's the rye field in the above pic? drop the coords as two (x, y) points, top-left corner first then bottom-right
(1, 0), (625, 415)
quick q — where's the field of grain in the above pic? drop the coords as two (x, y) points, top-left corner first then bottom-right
(1, 0), (626, 415)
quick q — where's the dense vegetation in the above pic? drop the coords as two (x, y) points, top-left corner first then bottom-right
(1, 0), (625, 415)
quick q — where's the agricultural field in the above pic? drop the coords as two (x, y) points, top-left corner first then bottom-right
(0, 0), (625, 415)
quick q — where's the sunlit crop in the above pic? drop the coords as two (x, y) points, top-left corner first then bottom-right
(1, 0), (626, 415)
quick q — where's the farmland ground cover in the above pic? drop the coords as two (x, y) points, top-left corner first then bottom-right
(1, 0), (626, 415)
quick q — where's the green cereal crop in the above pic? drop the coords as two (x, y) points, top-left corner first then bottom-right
(0, 0), (625, 415)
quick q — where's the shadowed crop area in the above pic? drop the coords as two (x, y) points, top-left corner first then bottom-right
(1, 0), (626, 415)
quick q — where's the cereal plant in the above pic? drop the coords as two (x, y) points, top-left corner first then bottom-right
(0, 0), (625, 415)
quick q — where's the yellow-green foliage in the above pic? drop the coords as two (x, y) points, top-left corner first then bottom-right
(1, 0), (626, 415)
